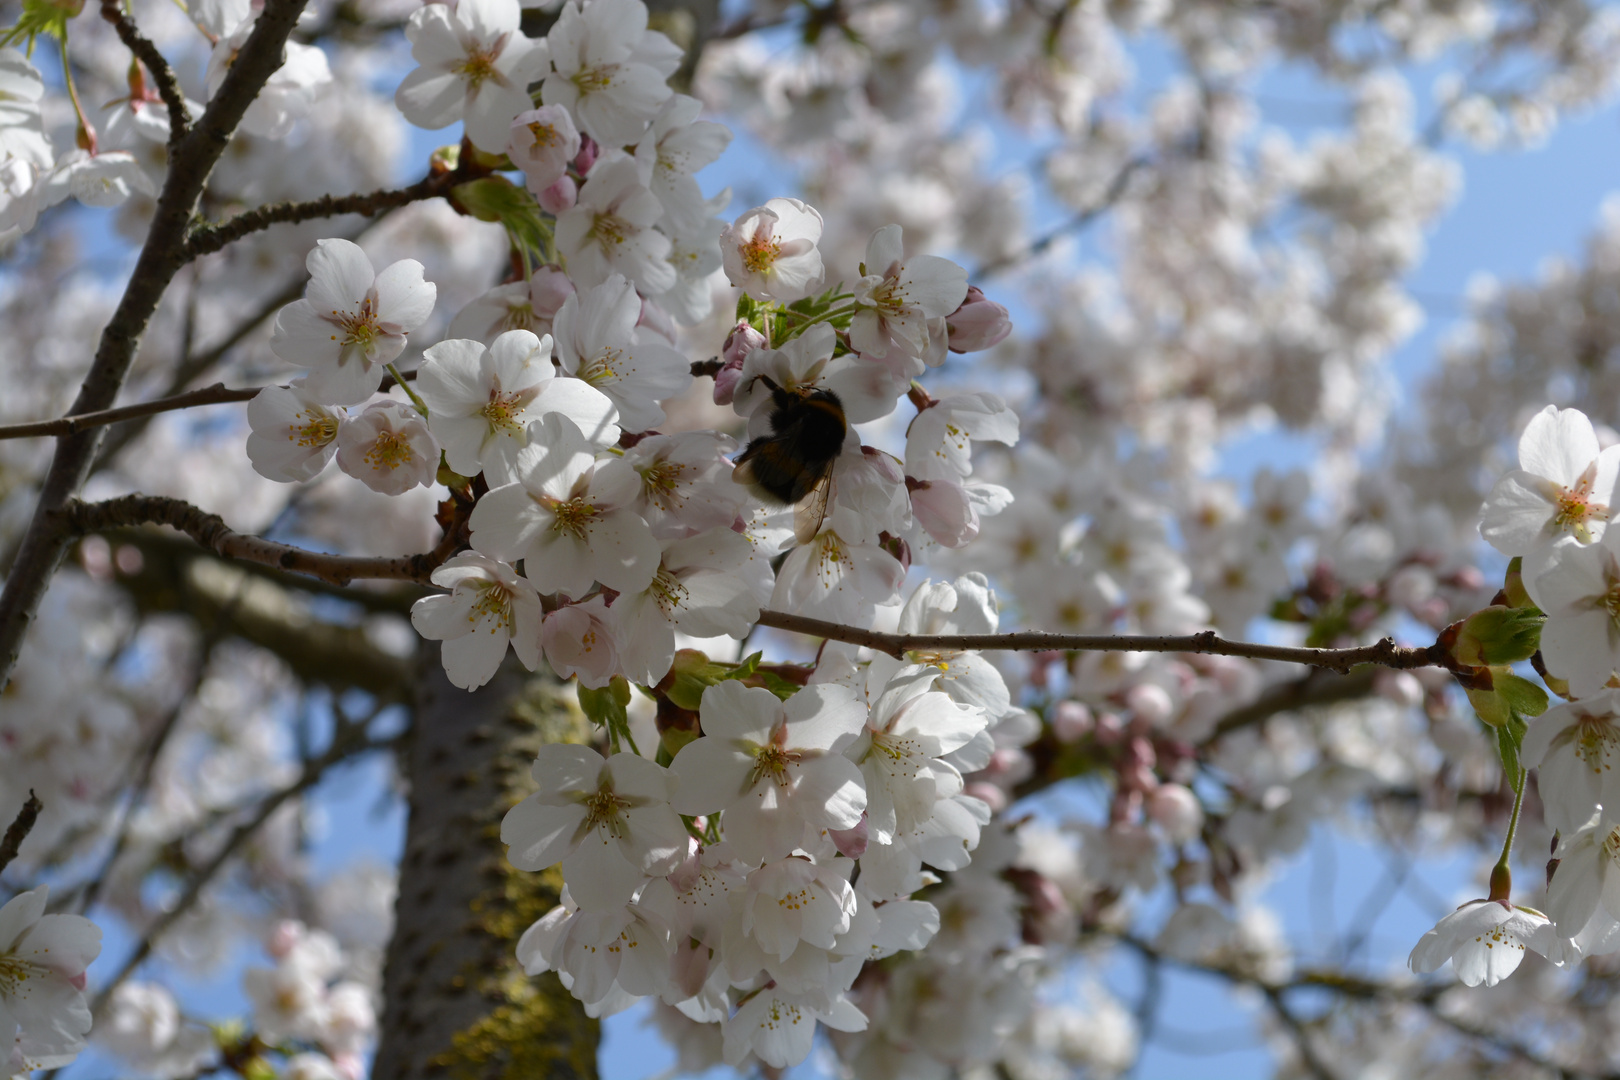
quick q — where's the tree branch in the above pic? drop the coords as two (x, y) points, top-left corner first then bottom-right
(61, 493), (468, 588)
(0, 0), (313, 690)
(0, 791), (42, 877)
(753, 610), (1445, 673)
(972, 156), (1150, 280)
(184, 173), (458, 260)
(90, 724), (399, 1016)
(0, 383), (258, 441)
(99, 0), (190, 145)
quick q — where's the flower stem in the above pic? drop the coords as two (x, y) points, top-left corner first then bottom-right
(59, 35), (97, 153)
(386, 363), (428, 417)
(1489, 767), (1526, 903)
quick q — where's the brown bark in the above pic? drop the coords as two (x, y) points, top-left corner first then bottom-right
(372, 657), (599, 1080)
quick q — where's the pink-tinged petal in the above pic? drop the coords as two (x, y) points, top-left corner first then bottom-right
(16, 914), (101, 977)
(488, 330), (552, 390)
(0, 888), (48, 953)
(586, 508), (661, 595)
(1479, 470), (1560, 555)
(1520, 703), (1574, 769)
(791, 754), (867, 829)
(696, 680), (781, 741)
(560, 843), (645, 909)
(411, 593), (472, 641)
(305, 238), (375, 313)
(1528, 540), (1610, 613)
(620, 803), (688, 875)
(1548, 841), (1605, 932)
(373, 259), (436, 331)
(530, 743), (606, 796)
(1540, 611), (1620, 698)
(457, 0), (520, 38)
(604, 751), (672, 801)
(500, 797), (587, 870)
(863, 224), (904, 275)
(269, 300), (343, 370)
(783, 683), (867, 751)
(516, 905), (571, 975)
(465, 83), (535, 154)
(668, 735), (755, 816)
(439, 628), (509, 691)
(395, 67), (468, 130)
(534, 377), (621, 448)
(509, 591), (544, 670)
(1520, 405), (1600, 488)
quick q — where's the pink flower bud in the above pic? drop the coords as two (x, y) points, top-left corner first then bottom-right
(1094, 710), (1126, 745)
(1051, 699), (1093, 742)
(529, 266), (575, 319)
(829, 814), (869, 858)
(1147, 783), (1204, 844)
(964, 781), (1008, 812)
(268, 920), (302, 958)
(573, 134), (599, 175)
(666, 838), (704, 891)
(715, 322), (765, 405)
(946, 286), (1012, 353)
(1125, 683), (1174, 727)
(536, 175), (577, 214)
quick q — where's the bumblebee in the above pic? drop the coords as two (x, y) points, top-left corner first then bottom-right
(733, 375), (847, 544)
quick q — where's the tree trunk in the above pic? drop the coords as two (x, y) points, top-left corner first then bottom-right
(372, 656), (598, 1080)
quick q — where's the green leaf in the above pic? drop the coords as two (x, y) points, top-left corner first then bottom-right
(578, 677), (631, 734)
(1, 0), (79, 51)
(1496, 671), (1549, 719)
(1455, 606), (1545, 666)
(450, 176), (553, 268)
(1496, 711), (1530, 794)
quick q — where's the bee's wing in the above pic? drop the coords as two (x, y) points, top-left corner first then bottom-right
(794, 474), (834, 546)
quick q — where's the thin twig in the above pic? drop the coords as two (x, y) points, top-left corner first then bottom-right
(184, 173), (458, 260)
(754, 609), (1445, 673)
(0, 791), (42, 876)
(60, 493), (470, 588)
(0, 0), (314, 690)
(3, 368), (422, 443)
(972, 156), (1150, 279)
(90, 728), (399, 1015)
(98, 0), (190, 145)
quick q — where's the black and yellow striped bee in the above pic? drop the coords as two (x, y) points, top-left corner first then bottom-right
(732, 375), (848, 544)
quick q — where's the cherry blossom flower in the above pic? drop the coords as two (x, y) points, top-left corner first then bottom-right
(551, 274), (692, 431)
(608, 527), (774, 685)
(469, 412), (661, 598)
(1545, 812), (1620, 944)
(635, 95), (732, 228)
(1525, 532), (1620, 698)
(542, 597), (621, 689)
(904, 392), (1020, 482)
(770, 531), (906, 625)
(334, 400), (440, 496)
(394, 0), (548, 154)
(1409, 900), (1563, 986)
(501, 745), (688, 907)
(270, 239), (437, 406)
(419, 328), (620, 483)
(1521, 689), (1620, 833)
(411, 553), (543, 691)
(448, 269), (576, 345)
(614, 431), (746, 539)
(721, 985), (866, 1069)
(720, 198), (826, 303)
(1482, 405), (1620, 567)
(518, 896), (674, 1009)
(508, 105), (581, 196)
(945, 286), (1013, 353)
(555, 157), (676, 294)
(669, 681), (868, 863)
(0, 886), (102, 1075)
(245, 383), (344, 483)
(542, 0), (678, 146)
(849, 224), (969, 375)
(207, 22), (331, 139)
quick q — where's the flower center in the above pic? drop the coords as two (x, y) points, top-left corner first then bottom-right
(468, 581), (514, 633)
(500, 302), (537, 334)
(527, 120), (565, 148)
(750, 743), (799, 787)
(332, 296), (381, 354)
(1575, 716), (1620, 773)
(1555, 483), (1610, 543)
(480, 389), (528, 433)
(288, 409), (338, 448)
(572, 63), (619, 95)
(741, 232), (781, 275)
(581, 787), (630, 837)
(638, 459), (686, 511)
(550, 497), (597, 539)
(649, 568), (690, 616)
(590, 212), (628, 254)
(364, 430), (415, 471)
(579, 347), (624, 387)
(1604, 826), (1620, 864)
(455, 43), (504, 90)
(0, 955), (41, 998)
